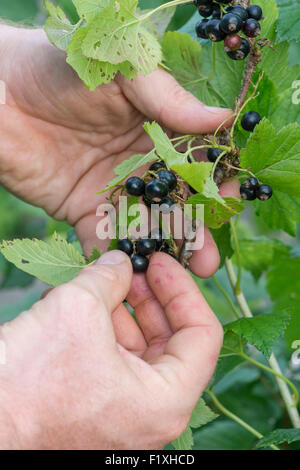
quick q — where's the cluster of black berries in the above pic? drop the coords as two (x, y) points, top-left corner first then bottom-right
(240, 177), (272, 201)
(195, 1), (263, 61)
(125, 161), (177, 214)
(117, 229), (174, 273)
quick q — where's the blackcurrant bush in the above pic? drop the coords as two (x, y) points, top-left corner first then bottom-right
(226, 5), (248, 21)
(226, 38), (250, 60)
(241, 111), (262, 132)
(247, 5), (263, 21)
(256, 185), (273, 201)
(198, 5), (214, 18)
(159, 197), (175, 214)
(224, 34), (242, 51)
(195, 19), (209, 39)
(240, 185), (256, 201)
(205, 19), (226, 42)
(157, 170), (177, 191)
(125, 176), (145, 196)
(131, 254), (149, 273)
(149, 161), (166, 172)
(242, 18), (261, 37)
(220, 13), (243, 34)
(243, 177), (259, 189)
(207, 148), (223, 162)
(117, 238), (134, 256)
(136, 238), (156, 256)
(145, 180), (169, 201)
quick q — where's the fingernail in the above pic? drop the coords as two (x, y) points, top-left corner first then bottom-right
(96, 250), (128, 265)
(204, 106), (229, 114)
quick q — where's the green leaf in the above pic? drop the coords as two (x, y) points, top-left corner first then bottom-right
(186, 194), (244, 229)
(82, 0), (162, 76)
(44, 0), (80, 51)
(236, 238), (291, 280)
(171, 162), (212, 194)
(240, 119), (300, 197)
(220, 331), (246, 357)
(193, 420), (256, 450)
(0, 233), (86, 287)
(172, 426), (193, 451)
(257, 428), (300, 449)
(88, 246), (102, 262)
(141, 7), (175, 39)
(224, 311), (291, 358)
(210, 224), (233, 268)
(144, 122), (186, 167)
(98, 149), (158, 193)
(277, 1), (300, 43)
(254, 190), (300, 237)
(73, 0), (110, 22)
(172, 398), (218, 450)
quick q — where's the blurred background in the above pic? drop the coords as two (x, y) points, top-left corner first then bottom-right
(0, 0), (299, 328)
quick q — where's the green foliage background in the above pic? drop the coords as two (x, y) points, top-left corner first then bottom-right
(0, 0), (299, 450)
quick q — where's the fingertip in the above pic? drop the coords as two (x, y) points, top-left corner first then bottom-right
(189, 227), (220, 278)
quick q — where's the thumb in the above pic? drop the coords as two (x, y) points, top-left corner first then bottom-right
(71, 250), (133, 314)
(117, 68), (233, 134)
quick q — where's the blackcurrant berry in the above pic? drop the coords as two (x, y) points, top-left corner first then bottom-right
(160, 242), (171, 254)
(242, 18), (261, 37)
(226, 5), (248, 21)
(240, 185), (256, 201)
(256, 185), (273, 201)
(157, 170), (177, 192)
(149, 161), (166, 172)
(226, 38), (250, 60)
(241, 111), (262, 132)
(247, 5), (263, 21)
(148, 228), (164, 248)
(159, 197), (175, 214)
(220, 13), (243, 34)
(189, 185), (197, 194)
(131, 254), (149, 273)
(215, 0), (231, 4)
(243, 177), (259, 189)
(224, 34), (242, 52)
(212, 4), (221, 18)
(136, 238), (156, 256)
(145, 180), (169, 201)
(194, 0), (213, 7)
(143, 195), (157, 208)
(125, 176), (145, 196)
(207, 148), (223, 162)
(117, 238), (134, 256)
(205, 19), (226, 42)
(198, 5), (214, 18)
(196, 19), (209, 39)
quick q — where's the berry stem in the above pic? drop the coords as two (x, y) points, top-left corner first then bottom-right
(211, 150), (227, 182)
(211, 276), (242, 319)
(225, 257), (300, 428)
(206, 390), (280, 450)
(229, 218), (242, 295)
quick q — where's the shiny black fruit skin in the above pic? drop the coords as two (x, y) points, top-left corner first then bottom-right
(159, 197), (175, 214)
(194, 0), (212, 7)
(189, 185), (197, 195)
(117, 238), (134, 256)
(148, 228), (164, 248)
(241, 111), (262, 131)
(207, 148), (223, 162)
(243, 177), (259, 189)
(220, 13), (243, 34)
(256, 185), (273, 201)
(145, 180), (169, 201)
(136, 238), (156, 256)
(227, 38), (250, 60)
(195, 19), (209, 39)
(242, 18), (261, 37)
(149, 161), (166, 172)
(247, 5), (263, 21)
(131, 254), (149, 273)
(205, 19), (226, 42)
(226, 5), (248, 21)
(157, 170), (177, 192)
(240, 185), (256, 201)
(198, 5), (214, 18)
(125, 177), (145, 196)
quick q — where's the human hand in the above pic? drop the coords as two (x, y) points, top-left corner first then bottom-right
(0, 251), (223, 450)
(0, 26), (238, 277)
